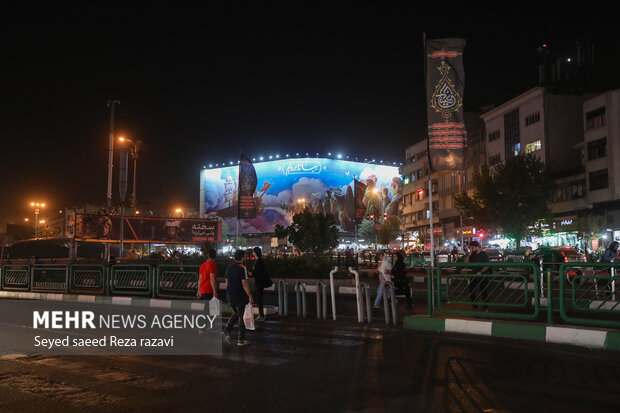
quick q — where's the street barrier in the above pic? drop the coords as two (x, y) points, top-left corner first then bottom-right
(358, 282), (372, 323)
(31, 264), (68, 293)
(277, 279), (288, 316)
(295, 281), (307, 318)
(329, 266), (338, 320)
(382, 281), (398, 326)
(109, 264), (153, 297)
(155, 264), (200, 299)
(436, 262), (540, 320)
(316, 281), (328, 320)
(0, 265), (30, 291)
(558, 262), (620, 329)
(348, 267), (363, 323)
(69, 264), (106, 294)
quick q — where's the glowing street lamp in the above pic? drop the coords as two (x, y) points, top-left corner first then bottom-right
(30, 201), (45, 236)
(175, 208), (183, 218)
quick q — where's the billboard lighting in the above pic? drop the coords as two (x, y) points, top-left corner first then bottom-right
(328, 152), (331, 156)
(285, 154), (289, 157)
(296, 153), (299, 156)
(337, 153), (342, 159)
(252, 158), (256, 161)
(346, 156), (349, 159)
(259, 156), (264, 161)
(276, 155), (280, 158)
(229, 161), (233, 165)
(269, 155), (273, 159)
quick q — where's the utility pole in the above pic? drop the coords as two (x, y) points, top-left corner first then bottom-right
(106, 100), (120, 209)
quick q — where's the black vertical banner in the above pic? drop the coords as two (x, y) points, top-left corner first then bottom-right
(238, 154), (257, 219)
(426, 38), (467, 171)
(354, 178), (367, 224)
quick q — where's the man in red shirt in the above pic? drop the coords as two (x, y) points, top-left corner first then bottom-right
(198, 248), (218, 333)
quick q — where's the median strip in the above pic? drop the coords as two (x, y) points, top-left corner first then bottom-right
(404, 315), (619, 351)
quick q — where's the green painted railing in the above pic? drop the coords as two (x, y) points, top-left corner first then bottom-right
(0, 265), (30, 291)
(435, 262), (540, 320)
(69, 264), (107, 295)
(155, 264), (200, 299)
(109, 264), (153, 297)
(558, 262), (620, 329)
(31, 264), (69, 293)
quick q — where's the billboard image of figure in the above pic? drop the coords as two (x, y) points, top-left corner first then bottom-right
(78, 216), (221, 243)
(200, 158), (401, 234)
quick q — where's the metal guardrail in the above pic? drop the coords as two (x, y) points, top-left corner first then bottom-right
(558, 262), (620, 329)
(0, 265), (30, 291)
(329, 266), (338, 320)
(382, 281), (398, 326)
(31, 264), (68, 293)
(316, 281), (328, 320)
(358, 282), (372, 323)
(436, 262), (541, 320)
(295, 281), (307, 318)
(155, 264), (200, 299)
(109, 264), (153, 297)
(277, 279), (288, 316)
(69, 264), (106, 294)
(348, 267), (363, 323)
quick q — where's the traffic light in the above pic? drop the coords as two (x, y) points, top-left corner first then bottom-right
(479, 231), (485, 239)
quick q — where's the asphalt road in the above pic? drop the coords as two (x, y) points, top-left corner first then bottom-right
(1, 311), (620, 413)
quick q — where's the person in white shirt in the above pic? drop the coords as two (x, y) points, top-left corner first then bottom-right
(373, 253), (396, 307)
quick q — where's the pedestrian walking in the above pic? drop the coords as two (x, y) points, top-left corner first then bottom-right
(601, 241), (619, 263)
(464, 240), (490, 311)
(391, 252), (412, 309)
(373, 253), (395, 308)
(250, 247), (272, 321)
(197, 248), (218, 333)
(223, 250), (254, 346)
(599, 241), (619, 292)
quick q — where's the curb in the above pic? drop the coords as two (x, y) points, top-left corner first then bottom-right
(0, 291), (278, 316)
(404, 315), (620, 351)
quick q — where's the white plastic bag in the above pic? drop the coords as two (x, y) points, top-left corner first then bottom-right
(243, 303), (255, 330)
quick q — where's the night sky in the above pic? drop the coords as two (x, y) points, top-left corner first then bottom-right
(2, 4), (619, 229)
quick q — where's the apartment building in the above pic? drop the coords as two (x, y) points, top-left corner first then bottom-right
(399, 110), (487, 248)
(581, 88), (620, 241)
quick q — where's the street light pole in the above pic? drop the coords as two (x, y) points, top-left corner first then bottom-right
(106, 100), (120, 209)
(30, 202), (45, 237)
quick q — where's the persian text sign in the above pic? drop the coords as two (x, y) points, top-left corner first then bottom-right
(426, 38), (467, 170)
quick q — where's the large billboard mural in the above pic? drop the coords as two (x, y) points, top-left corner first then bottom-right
(200, 158), (402, 234)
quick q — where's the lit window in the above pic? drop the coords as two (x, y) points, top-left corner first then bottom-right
(525, 140), (542, 153)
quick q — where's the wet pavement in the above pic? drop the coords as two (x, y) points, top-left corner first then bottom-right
(1, 312), (620, 413)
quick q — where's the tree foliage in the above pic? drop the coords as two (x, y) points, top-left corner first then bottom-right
(453, 153), (555, 248)
(377, 216), (402, 245)
(357, 219), (376, 243)
(274, 210), (339, 255)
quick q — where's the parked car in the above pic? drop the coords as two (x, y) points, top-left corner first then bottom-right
(528, 246), (587, 283)
(485, 248), (504, 262)
(532, 246), (587, 270)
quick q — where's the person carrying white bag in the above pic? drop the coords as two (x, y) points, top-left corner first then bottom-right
(222, 250), (254, 346)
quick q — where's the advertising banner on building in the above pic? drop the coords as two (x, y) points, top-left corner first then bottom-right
(200, 158), (402, 234)
(78, 215), (222, 243)
(426, 38), (467, 171)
